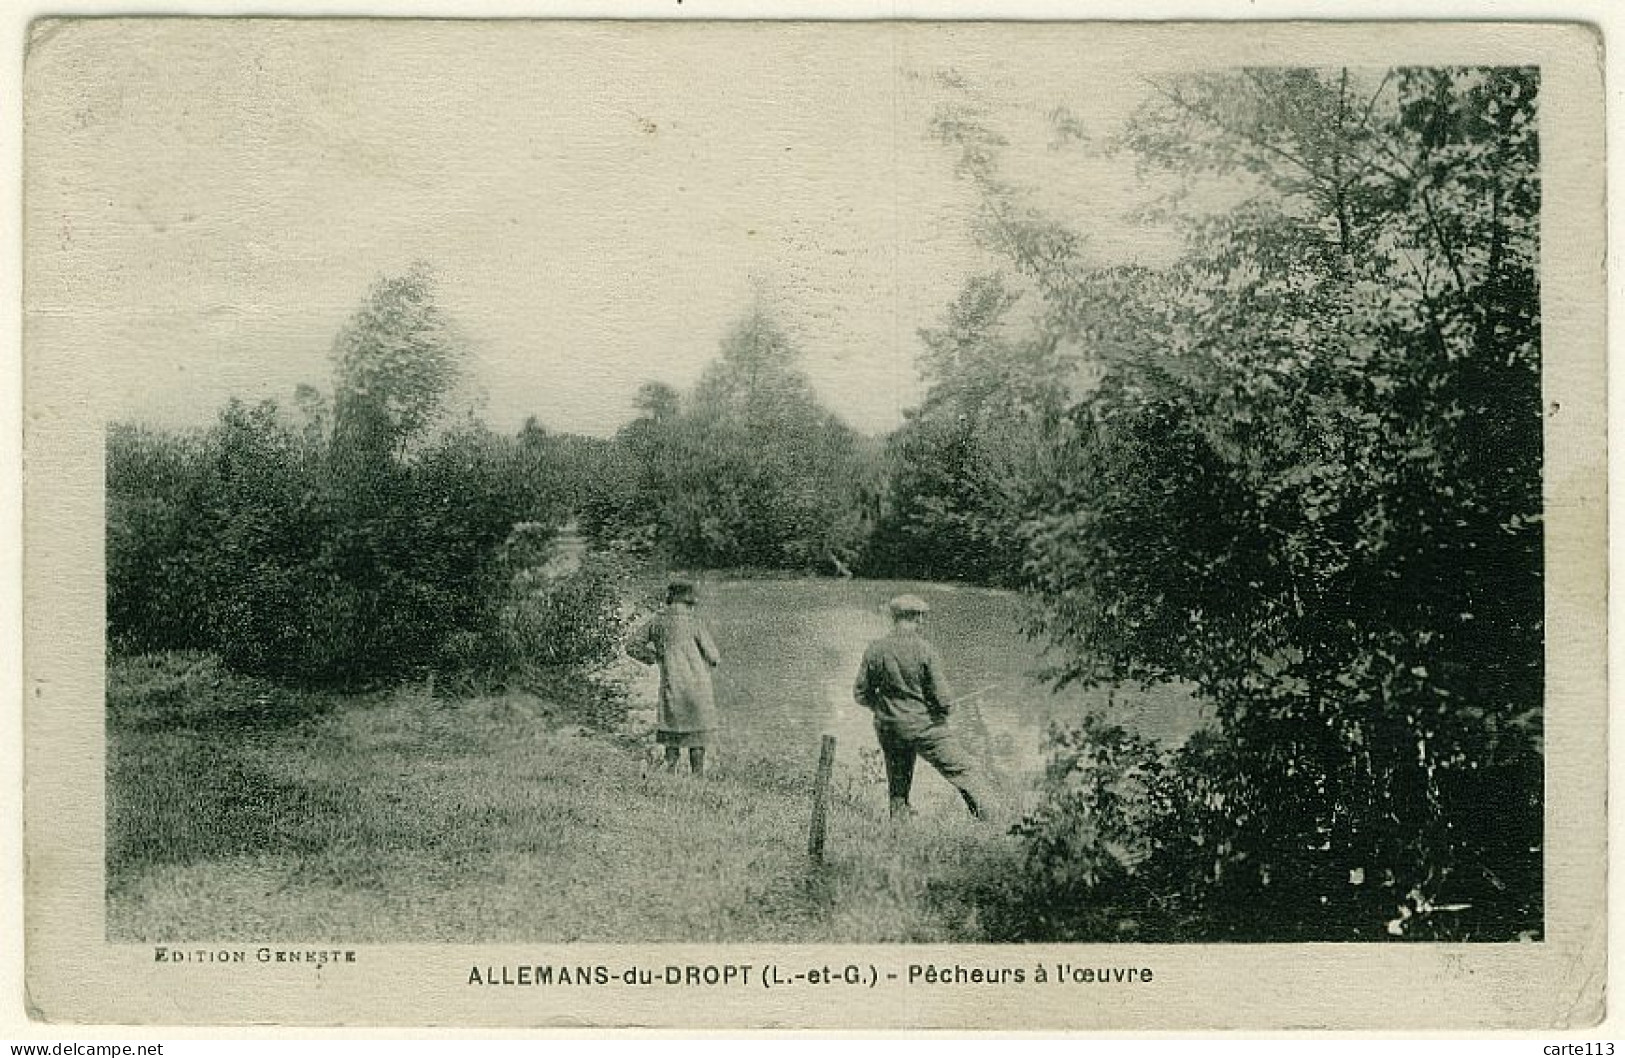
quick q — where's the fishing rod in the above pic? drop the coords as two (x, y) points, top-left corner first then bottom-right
(953, 682), (1008, 706)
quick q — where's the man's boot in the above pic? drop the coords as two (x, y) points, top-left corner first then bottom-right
(957, 785), (989, 821)
(689, 748), (707, 777)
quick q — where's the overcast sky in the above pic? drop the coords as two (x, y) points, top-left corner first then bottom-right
(26, 21), (1190, 438)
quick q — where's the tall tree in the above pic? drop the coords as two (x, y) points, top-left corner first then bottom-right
(633, 381), (681, 424)
(872, 273), (1073, 585)
(689, 303), (822, 426)
(602, 302), (877, 571)
(955, 68), (1542, 939)
(330, 262), (462, 468)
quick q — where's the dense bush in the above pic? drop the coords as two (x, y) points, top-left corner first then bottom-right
(495, 548), (635, 729)
(986, 714), (1170, 941)
(500, 550), (630, 671)
(997, 709), (1539, 942)
(107, 268), (576, 687)
(108, 402), (557, 684)
(106, 423), (221, 655)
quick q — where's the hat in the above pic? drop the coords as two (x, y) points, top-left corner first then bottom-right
(887, 594), (930, 617)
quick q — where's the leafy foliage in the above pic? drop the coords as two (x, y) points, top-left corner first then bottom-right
(868, 273), (1073, 585)
(330, 263), (461, 462)
(501, 549), (630, 671)
(106, 423), (223, 655)
(107, 269), (582, 687)
(957, 68), (1543, 939)
(584, 304), (881, 572)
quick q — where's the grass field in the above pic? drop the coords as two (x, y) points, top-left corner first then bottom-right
(107, 579), (1204, 942)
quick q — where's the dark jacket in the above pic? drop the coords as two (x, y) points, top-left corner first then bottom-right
(853, 629), (953, 739)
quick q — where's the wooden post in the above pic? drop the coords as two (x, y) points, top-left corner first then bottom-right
(808, 734), (837, 863)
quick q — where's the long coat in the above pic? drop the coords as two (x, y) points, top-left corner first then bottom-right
(627, 605), (721, 743)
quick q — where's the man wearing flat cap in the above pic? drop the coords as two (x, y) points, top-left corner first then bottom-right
(853, 594), (991, 820)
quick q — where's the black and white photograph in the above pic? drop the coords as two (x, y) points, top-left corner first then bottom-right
(18, 17), (1606, 1030)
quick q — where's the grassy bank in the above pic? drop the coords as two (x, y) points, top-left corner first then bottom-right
(107, 653), (1021, 943)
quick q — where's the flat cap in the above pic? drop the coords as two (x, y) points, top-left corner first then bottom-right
(887, 594), (930, 617)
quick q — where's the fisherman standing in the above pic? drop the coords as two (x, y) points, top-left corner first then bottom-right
(627, 580), (722, 776)
(853, 594), (991, 820)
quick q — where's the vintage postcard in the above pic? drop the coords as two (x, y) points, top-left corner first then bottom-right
(20, 18), (1606, 1030)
